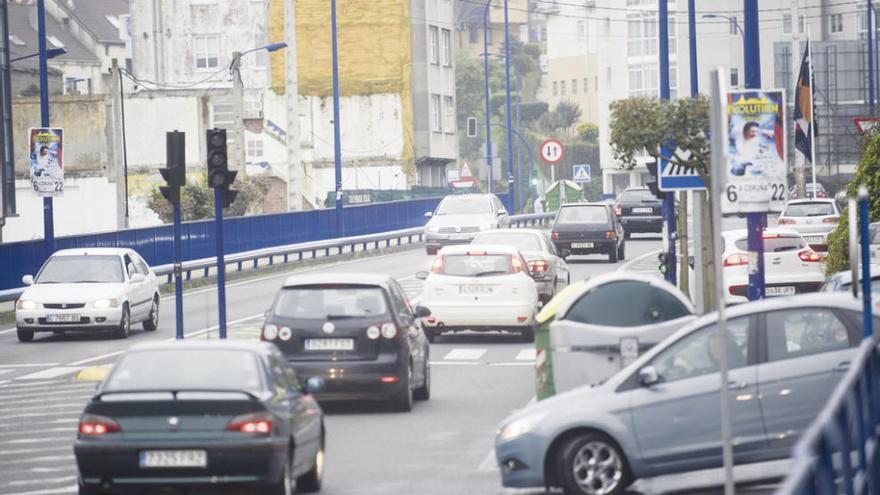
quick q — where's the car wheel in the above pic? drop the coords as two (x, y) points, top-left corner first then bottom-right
(296, 439), (324, 493)
(426, 246), (438, 255)
(143, 297), (159, 331)
(390, 363), (413, 412)
(425, 329), (436, 343)
(617, 243), (626, 261)
(558, 433), (630, 495)
(624, 231), (631, 240)
(268, 450), (293, 495)
(519, 327), (535, 343)
(608, 247), (618, 263)
(16, 328), (34, 343)
(114, 304), (131, 339)
(414, 360), (431, 401)
(78, 483), (101, 495)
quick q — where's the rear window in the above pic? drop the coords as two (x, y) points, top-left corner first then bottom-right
(733, 236), (805, 252)
(273, 286), (388, 319)
(105, 350), (263, 394)
(620, 189), (656, 201)
(784, 202), (836, 217)
(556, 206), (609, 223)
(563, 280), (691, 327)
(437, 254), (513, 277)
(472, 233), (542, 252)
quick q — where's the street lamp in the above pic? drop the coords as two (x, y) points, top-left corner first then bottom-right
(482, 0), (494, 193)
(702, 13), (744, 37)
(9, 47), (66, 63)
(228, 42), (288, 176)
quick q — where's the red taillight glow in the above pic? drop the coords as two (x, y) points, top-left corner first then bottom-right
(823, 217), (839, 224)
(79, 414), (121, 436)
(431, 256), (444, 274)
(467, 251), (487, 256)
(614, 203), (622, 216)
(528, 260), (550, 273)
(723, 253), (749, 267)
(380, 376), (399, 383)
(517, 316), (528, 322)
(777, 218), (795, 225)
(799, 250), (823, 262)
(510, 256), (523, 273)
(551, 232), (559, 240)
(226, 413), (273, 435)
(763, 233), (781, 239)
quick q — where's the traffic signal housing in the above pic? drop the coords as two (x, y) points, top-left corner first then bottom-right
(160, 131), (186, 205)
(658, 252), (672, 275)
(466, 117), (477, 137)
(645, 160), (663, 200)
(205, 128), (238, 208)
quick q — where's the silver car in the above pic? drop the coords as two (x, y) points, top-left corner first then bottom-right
(424, 194), (510, 255)
(496, 293), (865, 495)
(775, 198), (840, 251)
(471, 228), (570, 304)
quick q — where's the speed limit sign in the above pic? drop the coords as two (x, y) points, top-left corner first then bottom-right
(540, 139), (564, 164)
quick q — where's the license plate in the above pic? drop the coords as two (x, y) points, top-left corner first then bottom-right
(571, 242), (594, 248)
(46, 314), (80, 323)
(804, 235), (824, 243)
(766, 286), (796, 296)
(633, 207), (653, 214)
(305, 338), (355, 351)
(459, 285), (493, 295)
(140, 450), (206, 469)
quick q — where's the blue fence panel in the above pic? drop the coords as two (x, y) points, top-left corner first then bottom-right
(0, 196), (456, 291)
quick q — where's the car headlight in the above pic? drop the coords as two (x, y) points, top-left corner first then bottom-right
(427, 226), (440, 233)
(17, 300), (36, 310)
(498, 413), (546, 442)
(93, 298), (119, 309)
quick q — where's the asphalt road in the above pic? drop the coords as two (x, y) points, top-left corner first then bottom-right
(0, 234), (778, 495)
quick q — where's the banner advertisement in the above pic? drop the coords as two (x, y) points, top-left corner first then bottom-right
(722, 90), (786, 214)
(28, 127), (64, 197)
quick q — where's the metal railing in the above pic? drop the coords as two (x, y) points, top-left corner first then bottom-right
(0, 212), (554, 303)
(776, 337), (880, 495)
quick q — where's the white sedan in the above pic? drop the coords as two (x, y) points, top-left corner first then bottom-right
(416, 244), (539, 342)
(722, 228), (825, 304)
(15, 248), (161, 342)
(775, 198), (840, 251)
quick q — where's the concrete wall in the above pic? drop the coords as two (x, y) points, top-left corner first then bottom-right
(123, 93), (209, 170)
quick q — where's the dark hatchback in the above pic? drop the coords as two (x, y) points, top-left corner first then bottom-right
(74, 341), (324, 495)
(262, 273), (431, 412)
(551, 203), (625, 263)
(614, 187), (662, 238)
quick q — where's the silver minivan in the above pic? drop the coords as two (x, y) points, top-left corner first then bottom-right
(496, 293), (865, 495)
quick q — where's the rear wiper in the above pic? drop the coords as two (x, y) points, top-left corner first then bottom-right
(326, 314), (355, 320)
(473, 270), (508, 277)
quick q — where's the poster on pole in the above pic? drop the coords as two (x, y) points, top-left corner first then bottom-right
(721, 90), (786, 214)
(28, 127), (64, 196)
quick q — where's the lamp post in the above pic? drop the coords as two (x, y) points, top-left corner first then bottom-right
(9, 47), (66, 63)
(503, 0), (515, 212)
(331, 0), (344, 235)
(228, 42), (288, 175)
(658, 0), (676, 286)
(482, 0), (493, 193)
(37, 0), (53, 256)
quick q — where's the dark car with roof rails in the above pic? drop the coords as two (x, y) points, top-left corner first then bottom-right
(550, 203), (625, 263)
(613, 187), (663, 238)
(262, 273), (432, 412)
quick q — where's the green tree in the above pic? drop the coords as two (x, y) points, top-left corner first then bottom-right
(147, 174), (271, 223)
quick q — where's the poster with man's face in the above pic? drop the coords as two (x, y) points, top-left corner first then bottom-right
(29, 127), (63, 196)
(723, 90), (787, 214)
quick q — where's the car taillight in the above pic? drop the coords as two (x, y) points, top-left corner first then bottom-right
(723, 253), (749, 267)
(510, 256), (523, 273)
(366, 325), (381, 340)
(614, 203), (622, 216)
(79, 414), (121, 436)
(380, 322), (398, 339)
(262, 324), (278, 340)
(823, 217), (839, 224)
(605, 231), (616, 239)
(528, 260), (550, 273)
(226, 413), (273, 436)
(551, 232), (559, 240)
(777, 218), (795, 225)
(431, 256), (444, 274)
(799, 250), (822, 262)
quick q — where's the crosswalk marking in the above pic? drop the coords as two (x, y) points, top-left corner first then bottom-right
(515, 348), (536, 361)
(443, 349), (487, 361)
(15, 367), (84, 380)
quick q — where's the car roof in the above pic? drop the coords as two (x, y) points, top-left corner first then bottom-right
(439, 244), (522, 255)
(127, 340), (278, 355)
(281, 272), (392, 289)
(440, 194), (495, 200)
(558, 202), (608, 208)
(52, 248), (132, 257)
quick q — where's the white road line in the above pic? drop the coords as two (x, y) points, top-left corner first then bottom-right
(7, 476), (77, 488)
(0, 327), (17, 335)
(429, 361), (483, 366)
(515, 348), (537, 361)
(31, 467), (75, 473)
(0, 369), (13, 376)
(0, 388), (96, 402)
(68, 352), (123, 366)
(443, 349), (487, 361)
(0, 485), (77, 495)
(0, 380), (8, 386)
(0, 446), (73, 457)
(5, 436), (71, 445)
(477, 449), (497, 472)
(15, 367), (85, 380)
(489, 362), (535, 367)
(0, 363), (60, 368)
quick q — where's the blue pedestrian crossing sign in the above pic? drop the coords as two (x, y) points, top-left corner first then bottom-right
(658, 148), (706, 191)
(573, 164), (591, 183)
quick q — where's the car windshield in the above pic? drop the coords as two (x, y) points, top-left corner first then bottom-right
(438, 254), (512, 277)
(556, 206), (608, 223)
(734, 236), (805, 252)
(36, 255), (124, 284)
(273, 286), (388, 319)
(472, 233), (542, 252)
(620, 189), (656, 201)
(784, 202), (835, 217)
(104, 350), (263, 394)
(435, 197), (491, 215)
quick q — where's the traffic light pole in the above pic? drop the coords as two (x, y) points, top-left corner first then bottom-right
(163, 130), (186, 340)
(744, 0), (766, 301)
(659, 0), (676, 285)
(173, 202), (184, 340)
(214, 187), (228, 339)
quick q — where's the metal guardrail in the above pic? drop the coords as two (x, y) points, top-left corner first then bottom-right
(776, 338), (880, 495)
(0, 212), (554, 303)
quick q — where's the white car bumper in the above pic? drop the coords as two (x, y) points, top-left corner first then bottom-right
(422, 301), (537, 329)
(724, 273), (826, 304)
(16, 306), (124, 331)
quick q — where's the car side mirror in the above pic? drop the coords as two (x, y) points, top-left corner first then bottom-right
(639, 366), (660, 387)
(264, 309), (271, 318)
(559, 249), (571, 259)
(130, 273), (146, 283)
(415, 271), (429, 280)
(415, 305), (431, 318)
(305, 376), (324, 395)
(497, 210), (506, 216)
(424, 211), (433, 218)
(21, 275), (34, 286)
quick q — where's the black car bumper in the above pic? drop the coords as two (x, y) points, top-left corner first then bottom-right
(75, 438), (286, 491)
(553, 239), (617, 255)
(620, 216), (662, 233)
(289, 354), (407, 401)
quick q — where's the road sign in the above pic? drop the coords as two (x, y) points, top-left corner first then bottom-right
(460, 161), (474, 178)
(658, 147), (705, 191)
(540, 139), (564, 164)
(572, 164), (591, 183)
(854, 117), (880, 135)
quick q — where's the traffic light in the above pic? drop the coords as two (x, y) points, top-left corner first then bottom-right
(205, 128), (238, 208)
(466, 117), (477, 137)
(645, 160), (663, 199)
(160, 131), (186, 205)
(658, 252), (672, 275)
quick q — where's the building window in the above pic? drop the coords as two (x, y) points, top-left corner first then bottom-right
(730, 67), (739, 87)
(560, 80), (566, 96)
(729, 15), (738, 35)
(577, 20), (586, 41)
(799, 14), (806, 33)
(441, 28), (451, 66)
(246, 138), (264, 159)
(468, 25), (478, 44)
(628, 62), (658, 97)
(443, 96), (455, 134)
(194, 34), (220, 70)
(431, 94), (442, 132)
(253, 32), (268, 69)
(429, 26), (439, 64)
(830, 13), (843, 33)
(552, 81), (558, 96)
(65, 77), (81, 95)
(583, 78), (589, 92)
(571, 78), (577, 94)
(783, 14), (792, 34)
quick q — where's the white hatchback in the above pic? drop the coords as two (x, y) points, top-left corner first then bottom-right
(721, 228), (825, 304)
(15, 248), (161, 342)
(775, 199), (840, 251)
(416, 245), (539, 342)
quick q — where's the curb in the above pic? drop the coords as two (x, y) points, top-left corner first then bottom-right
(76, 365), (111, 382)
(618, 248), (661, 272)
